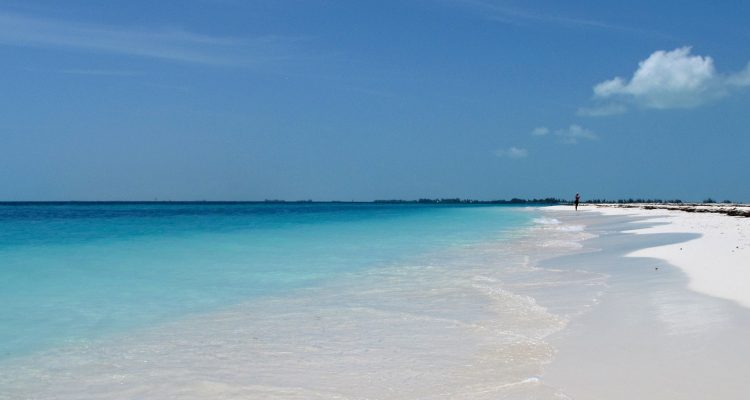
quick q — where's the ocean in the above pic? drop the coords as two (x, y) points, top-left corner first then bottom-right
(0, 203), (602, 399)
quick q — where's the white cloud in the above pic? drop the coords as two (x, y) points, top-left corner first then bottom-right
(592, 47), (750, 110)
(555, 124), (597, 144)
(495, 146), (528, 159)
(531, 127), (549, 136)
(594, 47), (720, 109)
(577, 103), (627, 117)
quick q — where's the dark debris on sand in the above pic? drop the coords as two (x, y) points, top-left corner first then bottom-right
(604, 203), (750, 218)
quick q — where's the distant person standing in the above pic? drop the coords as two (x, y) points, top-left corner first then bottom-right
(574, 193), (581, 211)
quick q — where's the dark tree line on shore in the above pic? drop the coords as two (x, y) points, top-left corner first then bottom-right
(374, 198), (564, 204)
(581, 198), (684, 204)
(376, 197), (736, 205)
(2, 197), (738, 205)
(581, 198), (734, 205)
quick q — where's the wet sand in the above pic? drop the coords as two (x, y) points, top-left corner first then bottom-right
(541, 207), (750, 399)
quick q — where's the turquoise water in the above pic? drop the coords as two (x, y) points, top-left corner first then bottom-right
(0, 203), (533, 359)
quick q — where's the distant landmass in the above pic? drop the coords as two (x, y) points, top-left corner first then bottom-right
(3, 198), (743, 205)
(373, 198), (563, 204)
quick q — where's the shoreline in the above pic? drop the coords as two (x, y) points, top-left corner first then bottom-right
(2, 204), (748, 398)
(0, 207), (593, 399)
(540, 205), (750, 399)
(570, 204), (750, 308)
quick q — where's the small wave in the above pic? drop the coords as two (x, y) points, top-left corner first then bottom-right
(556, 225), (584, 232)
(491, 376), (542, 390)
(533, 217), (561, 225)
(520, 376), (541, 385)
(539, 240), (583, 249)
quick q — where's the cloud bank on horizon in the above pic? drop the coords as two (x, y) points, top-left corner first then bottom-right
(585, 47), (750, 112)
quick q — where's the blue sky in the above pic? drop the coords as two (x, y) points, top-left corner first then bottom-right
(1, 0), (749, 201)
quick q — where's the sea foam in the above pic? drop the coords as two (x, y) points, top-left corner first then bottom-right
(0, 204), (600, 399)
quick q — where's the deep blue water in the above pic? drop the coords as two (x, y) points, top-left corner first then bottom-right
(0, 203), (533, 358)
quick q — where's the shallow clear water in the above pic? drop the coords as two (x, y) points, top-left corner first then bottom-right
(0, 203), (531, 358)
(0, 203), (602, 399)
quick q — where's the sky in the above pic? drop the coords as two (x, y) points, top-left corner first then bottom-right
(1, 0), (749, 202)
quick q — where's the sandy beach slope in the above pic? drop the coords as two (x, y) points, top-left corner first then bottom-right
(578, 204), (750, 308)
(542, 204), (750, 399)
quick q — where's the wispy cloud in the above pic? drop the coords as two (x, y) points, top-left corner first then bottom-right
(440, 0), (656, 35)
(494, 146), (528, 159)
(0, 11), (298, 66)
(576, 103), (627, 117)
(532, 124), (597, 144)
(727, 62), (750, 86)
(555, 124), (597, 144)
(59, 69), (144, 76)
(591, 47), (750, 110)
(530, 126), (549, 136)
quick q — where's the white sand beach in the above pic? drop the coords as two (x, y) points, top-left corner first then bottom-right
(542, 204), (750, 399)
(581, 204), (750, 309)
